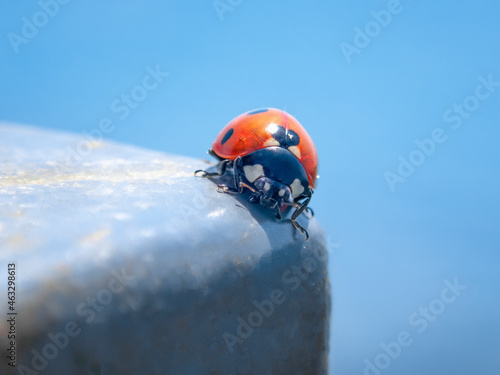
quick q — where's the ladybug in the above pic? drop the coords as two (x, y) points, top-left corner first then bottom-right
(195, 108), (318, 240)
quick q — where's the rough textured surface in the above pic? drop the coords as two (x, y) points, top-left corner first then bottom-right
(0, 123), (330, 375)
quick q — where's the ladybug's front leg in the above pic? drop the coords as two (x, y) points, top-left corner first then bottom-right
(290, 190), (313, 241)
(194, 158), (230, 178)
(215, 157), (244, 194)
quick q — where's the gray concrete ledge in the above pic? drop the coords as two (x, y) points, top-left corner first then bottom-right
(0, 123), (330, 375)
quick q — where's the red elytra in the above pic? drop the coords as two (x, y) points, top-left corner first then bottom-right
(211, 108), (318, 188)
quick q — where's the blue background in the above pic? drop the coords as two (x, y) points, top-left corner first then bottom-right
(1, 1), (499, 373)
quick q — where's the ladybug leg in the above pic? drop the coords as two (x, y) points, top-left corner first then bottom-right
(290, 190), (313, 240)
(274, 208), (282, 220)
(248, 193), (260, 203)
(216, 157), (244, 194)
(305, 190), (314, 217)
(194, 159), (230, 178)
(239, 182), (256, 192)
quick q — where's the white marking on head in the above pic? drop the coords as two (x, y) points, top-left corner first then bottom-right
(288, 146), (301, 159)
(278, 189), (285, 197)
(263, 182), (271, 191)
(290, 178), (305, 198)
(263, 138), (280, 147)
(243, 164), (264, 183)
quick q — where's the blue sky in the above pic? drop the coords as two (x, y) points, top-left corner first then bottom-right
(1, 1), (499, 373)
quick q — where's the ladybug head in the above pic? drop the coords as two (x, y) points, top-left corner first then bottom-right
(237, 146), (312, 223)
(248, 176), (293, 211)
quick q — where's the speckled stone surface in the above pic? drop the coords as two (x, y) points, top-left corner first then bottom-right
(0, 123), (330, 375)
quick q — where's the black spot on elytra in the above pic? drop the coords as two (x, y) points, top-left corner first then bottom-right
(270, 125), (300, 148)
(247, 108), (269, 115)
(221, 128), (234, 145)
(285, 129), (300, 147)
